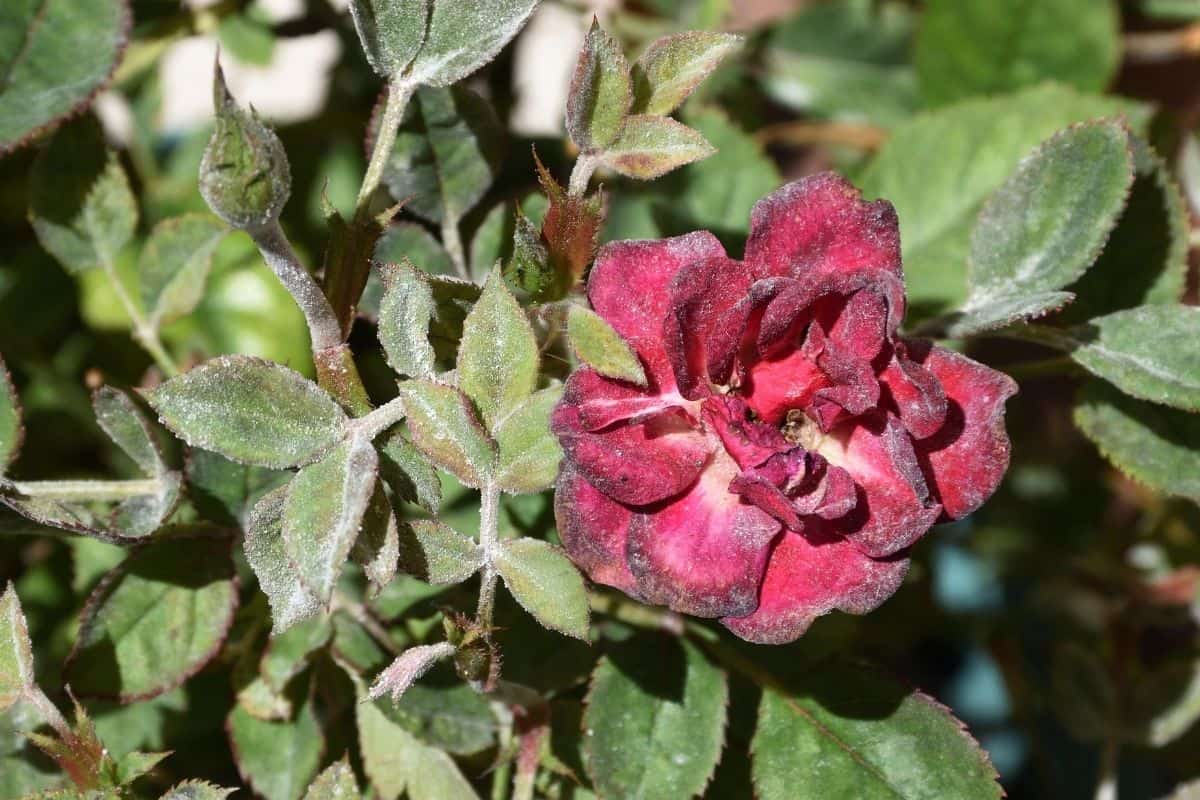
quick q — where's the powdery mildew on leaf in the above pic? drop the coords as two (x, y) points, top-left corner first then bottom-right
(495, 538), (589, 639)
(406, 0), (539, 88)
(244, 487), (324, 635)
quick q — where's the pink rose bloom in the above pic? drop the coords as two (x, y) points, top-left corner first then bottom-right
(552, 174), (1017, 644)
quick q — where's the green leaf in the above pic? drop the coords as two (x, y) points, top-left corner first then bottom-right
(598, 115), (714, 180)
(0, 584), (35, 711)
(349, 0), (428, 77)
(353, 483), (401, 592)
(860, 83), (1148, 317)
(1, 698), (59, 797)
(29, 117), (138, 274)
(200, 65), (291, 230)
(303, 758), (358, 800)
(502, 212), (560, 302)
(376, 222), (454, 276)
(0, 0), (128, 154)
(357, 686), (478, 800)
(385, 677), (496, 754)
(159, 780), (238, 800)
(1069, 306), (1200, 411)
(458, 270), (539, 429)
(670, 107), (781, 237)
(381, 86), (503, 224)
(944, 292), (1076, 339)
(228, 696), (323, 800)
(378, 260), (437, 379)
(146, 356), (347, 469)
(114, 749), (171, 785)
(66, 535), (238, 701)
(283, 435), (378, 605)
(760, 0), (917, 127)
(405, 0), (538, 88)
(0, 355), (24, 475)
(244, 488), (323, 634)
(494, 386), (564, 494)
(377, 428), (442, 512)
(400, 380), (495, 487)
(566, 20), (632, 151)
(951, 120), (1135, 336)
(92, 386), (167, 476)
(1063, 136), (1190, 321)
(566, 305), (646, 386)
(494, 538), (588, 639)
(399, 520), (483, 585)
(915, 0), (1120, 106)
(584, 636), (727, 798)
(185, 448), (291, 528)
(752, 660), (1001, 800)
(257, 616), (333, 694)
(470, 194), (548, 281)
(138, 214), (228, 329)
(631, 31), (741, 116)
(217, 12), (276, 66)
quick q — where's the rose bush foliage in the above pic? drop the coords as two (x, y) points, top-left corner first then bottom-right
(554, 174), (1017, 643)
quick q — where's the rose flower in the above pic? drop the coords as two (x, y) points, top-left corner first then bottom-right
(552, 174), (1017, 644)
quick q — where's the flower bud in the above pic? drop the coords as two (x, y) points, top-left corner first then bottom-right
(199, 63), (291, 230)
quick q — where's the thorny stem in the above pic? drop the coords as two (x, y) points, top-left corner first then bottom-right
(9, 478), (163, 501)
(356, 78), (415, 220)
(568, 152), (599, 197)
(475, 481), (502, 628)
(101, 261), (179, 377)
(248, 219), (343, 351)
(441, 215), (471, 280)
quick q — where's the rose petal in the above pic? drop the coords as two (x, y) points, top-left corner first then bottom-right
(553, 399), (710, 506)
(721, 525), (910, 645)
(563, 368), (689, 432)
(589, 232), (728, 385)
(663, 255), (754, 398)
(745, 173), (903, 288)
(555, 466), (638, 594)
(702, 396), (789, 470)
(825, 413), (941, 557)
(879, 342), (948, 441)
(910, 342), (1018, 521)
(626, 458), (781, 618)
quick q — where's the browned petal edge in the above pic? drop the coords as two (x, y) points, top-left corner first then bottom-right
(64, 526), (240, 703)
(0, 0), (133, 157)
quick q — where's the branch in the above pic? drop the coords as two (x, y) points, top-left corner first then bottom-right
(247, 219), (344, 351)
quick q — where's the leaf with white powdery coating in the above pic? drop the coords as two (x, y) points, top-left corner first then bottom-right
(283, 435), (378, 605)
(567, 20), (632, 151)
(495, 538), (588, 639)
(400, 380), (495, 487)
(951, 120), (1134, 336)
(377, 428), (441, 512)
(29, 116), (138, 274)
(245, 488), (323, 635)
(566, 305), (646, 386)
(356, 684), (479, 800)
(599, 115), (714, 180)
(1074, 379), (1200, 503)
(399, 520), (483, 585)
(0, 584), (35, 711)
(584, 635), (727, 798)
(66, 534), (238, 701)
(751, 660), (1001, 800)
(138, 214), (228, 329)
(0, 355), (23, 475)
(495, 386), (564, 494)
(860, 83), (1147, 317)
(368, 643), (453, 702)
(0, 0), (129, 154)
(458, 270), (539, 429)
(92, 386), (168, 476)
(632, 32), (742, 116)
(353, 483), (401, 592)
(146, 356), (347, 469)
(159, 780), (237, 800)
(404, 0), (538, 88)
(378, 260), (436, 379)
(303, 758), (359, 800)
(1069, 306), (1200, 411)
(349, 0), (428, 78)
(228, 694), (323, 800)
